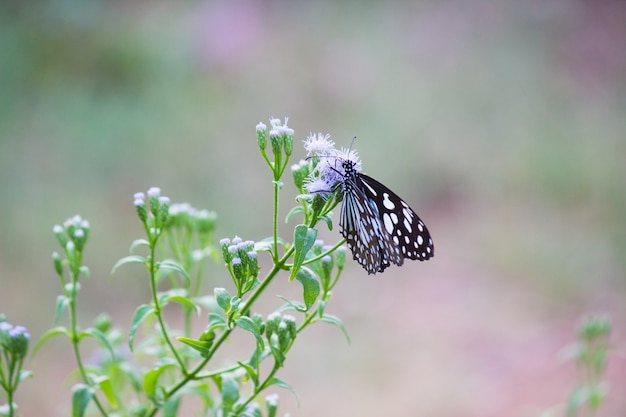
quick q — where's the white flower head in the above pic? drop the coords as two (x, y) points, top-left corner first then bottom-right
(303, 132), (335, 156)
(304, 177), (332, 196)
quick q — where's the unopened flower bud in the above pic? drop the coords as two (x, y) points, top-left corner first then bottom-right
(232, 258), (244, 282)
(270, 130), (283, 156)
(266, 393), (279, 417)
(93, 313), (112, 333)
(134, 197), (148, 223)
(53, 224), (67, 247)
(220, 238), (232, 262)
(336, 245), (347, 269)
(52, 251), (64, 276)
(256, 122), (267, 151)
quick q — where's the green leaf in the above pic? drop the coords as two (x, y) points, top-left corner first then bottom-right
(157, 289), (200, 315)
(162, 395), (181, 417)
(235, 317), (264, 349)
(130, 238), (150, 253)
(321, 314), (351, 344)
(158, 260), (191, 287)
(237, 361), (260, 388)
(71, 384), (94, 417)
(277, 296), (307, 313)
(78, 328), (116, 360)
(268, 377), (300, 406)
(214, 288), (231, 311)
(269, 343), (286, 367)
(294, 267), (320, 310)
(289, 225), (317, 281)
(285, 206), (304, 224)
(54, 295), (70, 323)
(177, 337), (212, 357)
(567, 386), (586, 417)
(319, 214), (334, 231)
(31, 326), (72, 358)
(143, 360), (178, 399)
(207, 312), (227, 333)
(18, 370), (34, 383)
(128, 304), (155, 351)
(92, 375), (116, 408)
(110, 255), (147, 275)
(220, 375), (240, 408)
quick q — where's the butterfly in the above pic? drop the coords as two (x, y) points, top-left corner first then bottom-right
(337, 157), (434, 274)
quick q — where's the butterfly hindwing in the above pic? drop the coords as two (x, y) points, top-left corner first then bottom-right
(337, 158), (434, 274)
(357, 173), (434, 263)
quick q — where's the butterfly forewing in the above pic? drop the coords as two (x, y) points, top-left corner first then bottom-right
(340, 181), (399, 273)
(338, 159), (434, 274)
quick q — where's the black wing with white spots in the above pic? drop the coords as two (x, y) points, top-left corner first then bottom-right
(338, 160), (434, 274)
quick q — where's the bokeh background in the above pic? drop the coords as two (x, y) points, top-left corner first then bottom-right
(1, 0), (625, 416)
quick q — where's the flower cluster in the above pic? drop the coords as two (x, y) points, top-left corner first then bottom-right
(0, 319), (30, 360)
(167, 203), (217, 233)
(52, 214), (92, 278)
(265, 313), (297, 355)
(256, 117), (294, 158)
(220, 236), (259, 296)
(301, 132), (362, 196)
(133, 187), (171, 243)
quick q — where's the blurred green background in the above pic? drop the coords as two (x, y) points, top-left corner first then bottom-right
(1, 0), (625, 415)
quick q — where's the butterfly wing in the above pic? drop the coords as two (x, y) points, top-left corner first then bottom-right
(340, 181), (397, 274)
(356, 173), (434, 263)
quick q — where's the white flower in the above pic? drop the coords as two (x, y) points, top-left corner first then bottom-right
(303, 132), (335, 156)
(304, 177), (332, 195)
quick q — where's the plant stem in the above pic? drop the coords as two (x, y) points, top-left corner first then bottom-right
(148, 242), (187, 371)
(144, 246), (296, 417)
(68, 268), (108, 416)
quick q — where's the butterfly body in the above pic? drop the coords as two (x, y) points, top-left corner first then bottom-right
(338, 159), (434, 274)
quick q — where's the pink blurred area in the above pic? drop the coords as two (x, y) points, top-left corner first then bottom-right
(1, 0), (625, 416)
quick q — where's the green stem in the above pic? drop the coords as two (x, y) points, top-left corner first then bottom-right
(68, 268), (108, 416)
(144, 246), (296, 417)
(148, 242), (187, 371)
(272, 179), (280, 264)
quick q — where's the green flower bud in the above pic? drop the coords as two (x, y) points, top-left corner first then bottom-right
(53, 224), (67, 247)
(270, 131), (283, 157)
(65, 240), (77, 269)
(147, 187), (161, 217)
(291, 160), (310, 191)
(133, 192), (148, 223)
(335, 245), (347, 270)
(52, 251), (64, 276)
(232, 257), (244, 282)
(219, 238), (232, 262)
(8, 325), (30, 359)
(158, 196), (170, 225)
(265, 312), (282, 340)
(283, 134), (293, 156)
(247, 251), (259, 277)
(256, 122), (267, 151)
(276, 321), (290, 351)
(200, 329), (215, 345)
(252, 313), (265, 335)
(282, 315), (297, 340)
(93, 313), (112, 333)
(72, 228), (86, 253)
(196, 210), (217, 234)
(265, 393), (279, 417)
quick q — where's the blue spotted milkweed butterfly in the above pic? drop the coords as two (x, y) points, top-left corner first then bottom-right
(304, 134), (434, 274)
(337, 157), (434, 274)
